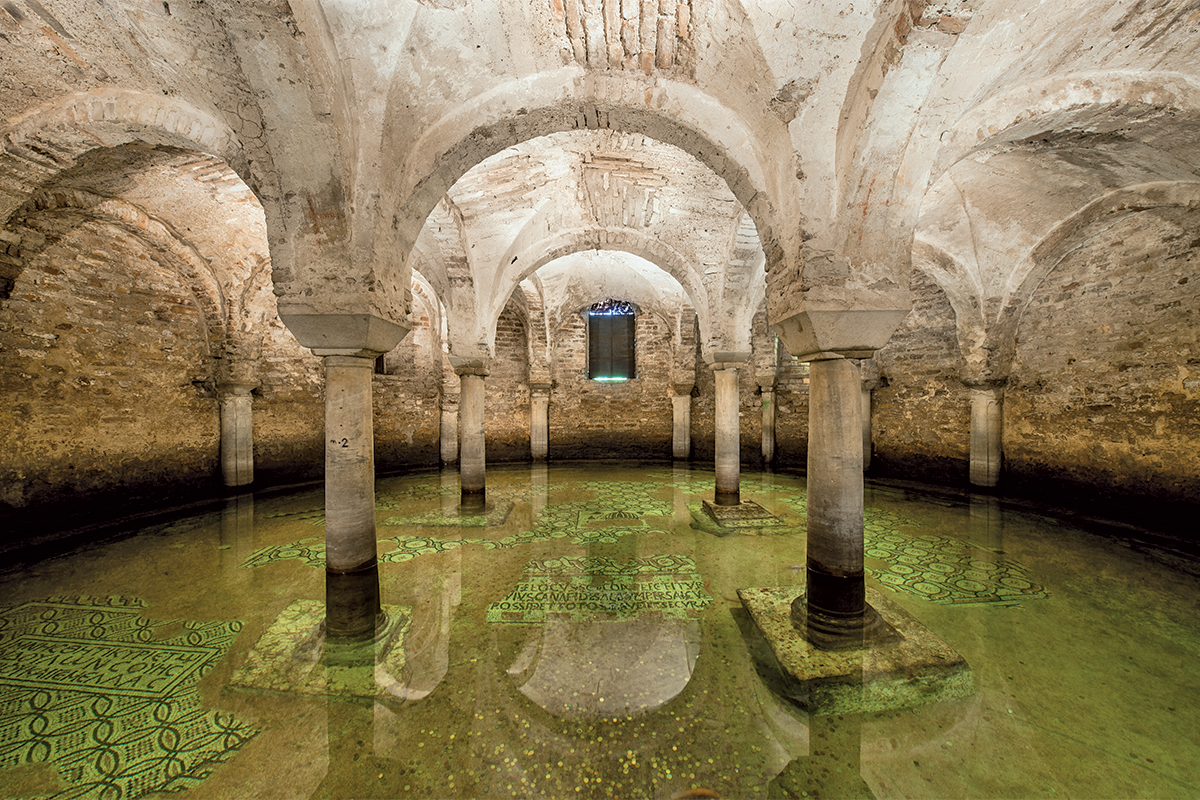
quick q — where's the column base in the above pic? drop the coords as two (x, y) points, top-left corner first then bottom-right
(790, 594), (902, 652)
(713, 490), (741, 506)
(737, 586), (972, 714)
(325, 563), (383, 642)
(460, 490), (487, 513)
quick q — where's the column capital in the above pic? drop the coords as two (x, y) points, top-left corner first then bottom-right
(530, 382), (553, 397)
(449, 355), (491, 377)
(704, 351), (751, 369)
(279, 311), (410, 358)
(673, 382), (695, 396)
(772, 285), (910, 362)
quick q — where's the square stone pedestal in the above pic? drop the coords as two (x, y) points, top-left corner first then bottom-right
(230, 599), (411, 699)
(738, 586), (972, 714)
(691, 500), (788, 536)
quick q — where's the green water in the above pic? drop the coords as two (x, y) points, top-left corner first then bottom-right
(1, 464), (1197, 799)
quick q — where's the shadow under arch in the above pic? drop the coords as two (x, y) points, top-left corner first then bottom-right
(929, 70), (1200, 187)
(14, 189), (230, 366)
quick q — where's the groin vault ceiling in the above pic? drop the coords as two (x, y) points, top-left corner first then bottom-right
(0, 0), (1197, 366)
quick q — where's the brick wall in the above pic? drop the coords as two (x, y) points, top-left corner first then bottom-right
(1005, 205), (1200, 506)
(871, 268), (971, 483)
(0, 215), (221, 525)
(546, 310), (675, 459)
(484, 304), (531, 462)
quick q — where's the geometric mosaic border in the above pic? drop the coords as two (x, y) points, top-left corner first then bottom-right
(0, 596), (257, 800)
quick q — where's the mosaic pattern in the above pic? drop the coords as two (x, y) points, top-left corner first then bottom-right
(865, 533), (1047, 604)
(488, 555), (711, 624)
(240, 536), (326, 569)
(382, 500), (514, 528)
(230, 600), (412, 699)
(241, 475), (1046, 606)
(0, 596), (257, 800)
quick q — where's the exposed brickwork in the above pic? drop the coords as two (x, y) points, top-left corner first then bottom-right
(485, 304), (532, 462)
(1005, 205), (1200, 506)
(547, 311), (675, 459)
(871, 269), (971, 483)
(0, 215), (220, 520)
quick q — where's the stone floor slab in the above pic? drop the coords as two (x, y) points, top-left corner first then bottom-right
(738, 586), (972, 715)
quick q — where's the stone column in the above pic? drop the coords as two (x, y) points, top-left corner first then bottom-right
(323, 354), (384, 640)
(530, 383), (551, 462)
(452, 357), (489, 508)
(801, 357), (870, 645)
(219, 384), (255, 487)
(969, 386), (1003, 488)
(440, 393), (459, 465)
(277, 311), (409, 643)
(760, 383), (776, 465)
(671, 384), (692, 459)
(712, 363), (742, 505)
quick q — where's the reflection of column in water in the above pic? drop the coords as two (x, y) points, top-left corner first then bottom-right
(219, 493), (255, 570)
(672, 463), (691, 523)
(968, 494), (1004, 553)
(768, 655), (875, 799)
(530, 463), (549, 522)
(441, 467), (458, 519)
(389, 547), (461, 702)
(316, 697), (379, 794)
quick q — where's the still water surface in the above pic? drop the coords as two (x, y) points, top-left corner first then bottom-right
(1, 463), (1197, 799)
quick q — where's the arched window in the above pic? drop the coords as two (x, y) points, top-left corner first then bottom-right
(587, 299), (636, 382)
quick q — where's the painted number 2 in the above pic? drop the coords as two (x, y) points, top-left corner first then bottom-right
(331, 438), (349, 448)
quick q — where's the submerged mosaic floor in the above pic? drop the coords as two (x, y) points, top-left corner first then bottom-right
(243, 476), (1046, 605)
(486, 554), (711, 624)
(3, 465), (1198, 800)
(0, 596), (256, 800)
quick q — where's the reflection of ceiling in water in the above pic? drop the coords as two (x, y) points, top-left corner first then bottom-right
(494, 555), (709, 719)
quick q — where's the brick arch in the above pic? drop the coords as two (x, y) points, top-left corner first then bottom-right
(18, 190), (229, 360)
(923, 181), (1200, 387)
(487, 227), (708, 348)
(1, 89), (245, 227)
(381, 71), (796, 288)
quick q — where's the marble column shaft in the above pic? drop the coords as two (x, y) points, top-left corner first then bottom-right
(761, 386), (776, 464)
(440, 395), (459, 465)
(713, 364), (741, 503)
(530, 387), (550, 461)
(806, 358), (865, 617)
(324, 355), (378, 573)
(219, 386), (255, 487)
(459, 373), (487, 496)
(969, 387), (1004, 488)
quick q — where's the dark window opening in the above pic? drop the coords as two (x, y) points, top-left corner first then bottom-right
(587, 300), (635, 381)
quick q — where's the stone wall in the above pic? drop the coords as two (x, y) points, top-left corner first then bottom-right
(546, 310), (675, 459)
(484, 304), (531, 463)
(871, 269), (971, 483)
(1005, 205), (1200, 507)
(376, 311), (443, 472)
(0, 215), (221, 526)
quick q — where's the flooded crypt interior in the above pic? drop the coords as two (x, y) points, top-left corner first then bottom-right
(2, 464), (1199, 800)
(3, 1), (1200, 798)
